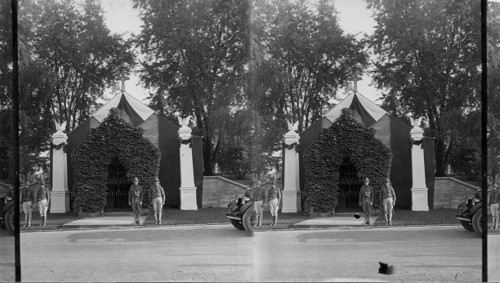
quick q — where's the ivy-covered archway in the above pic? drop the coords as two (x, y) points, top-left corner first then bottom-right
(303, 109), (392, 214)
(71, 108), (161, 214)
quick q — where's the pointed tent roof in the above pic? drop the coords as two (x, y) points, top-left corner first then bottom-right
(92, 91), (155, 124)
(324, 91), (387, 127)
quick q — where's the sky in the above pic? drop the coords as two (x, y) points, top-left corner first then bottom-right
(99, 0), (382, 107)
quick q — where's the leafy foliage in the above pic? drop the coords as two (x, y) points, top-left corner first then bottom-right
(488, 2), (500, 182)
(249, 0), (367, 133)
(13, 0), (135, 178)
(218, 146), (249, 180)
(0, 0), (13, 182)
(303, 109), (392, 213)
(71, 108), (160, 213)
(367, 0), (481, 177)
(134, 0), (250, 176)
(21, 0), (135, 132)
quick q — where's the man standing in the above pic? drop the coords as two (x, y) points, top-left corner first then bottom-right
(358, 177), (374, 225)
(490, 180), (500, 230)
(128, 177), (143, 225)
(21, 183), (36, 227)
(268, 178), (282, 227)
(380, 178), (396, 226)
(150, 177), (165, 225)
(252, 180), (266, 227)
(37, 181), (51, 227)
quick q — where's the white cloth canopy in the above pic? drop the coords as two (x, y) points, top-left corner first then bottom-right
(324, 92), (387, 123)
(92, 92), (155, 123)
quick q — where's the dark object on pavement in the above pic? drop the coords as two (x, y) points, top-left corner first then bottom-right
(455, 189), (490, 236)
(378, 262), (394, 275)
(354, 213), (360, 219)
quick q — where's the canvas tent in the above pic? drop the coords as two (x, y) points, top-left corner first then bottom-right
(66, 91), (204, 209)
(300, 92), (435, 209)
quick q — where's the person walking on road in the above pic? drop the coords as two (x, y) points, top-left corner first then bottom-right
(490, 181), (500, 230)
(359, 177), (374, 225)
(268, 178), (282, 227)
(150, 177), (165, 225)
(252, 180), (266, 227)
(380, 178), (396, 226)
(129, 177), (143, 225)
(21, 183), (36, 227)
(37, 181), (51, 227)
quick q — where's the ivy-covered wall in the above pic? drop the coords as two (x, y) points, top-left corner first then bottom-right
(303, 109), (392, 214)
(71, 108), (161, 214)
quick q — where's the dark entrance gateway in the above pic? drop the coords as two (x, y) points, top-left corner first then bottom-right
(336, 157), (362, 212)
(106, 157), (130, 210)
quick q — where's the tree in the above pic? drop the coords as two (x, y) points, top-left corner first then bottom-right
(0, 0), (13, 183)
(250, 0), (367, 133)
(367, 0), (481, 177)
(134, 0), (251, 176)
(16, 0), (134, 177)
(487, 2), (500, 182)
(22, 0), (135, 132)
(233, 0), (367, 178)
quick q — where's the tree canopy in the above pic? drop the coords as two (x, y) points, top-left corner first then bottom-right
(367, 0), (481, 177)
(249, 0), (367, 133)
(134, 0), (251, 176)
(134, 0), (367, 177)
(0, 0), (13, 183)
(16, 0), (134, 177)
(488, 2), (500, 182)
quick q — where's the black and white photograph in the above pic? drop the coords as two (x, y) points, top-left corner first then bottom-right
(0, 0), (16, 281)
(0, 0), (496, 281)
(488, 1), (500, 281)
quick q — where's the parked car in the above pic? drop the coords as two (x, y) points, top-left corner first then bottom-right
(455, 188), (493, 235)
(226, 188), (259, 234)
(0, 185), (14, 234)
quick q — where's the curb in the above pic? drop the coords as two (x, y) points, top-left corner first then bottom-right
(20, 222), (233, 233)
(19, 223), (462, 233)
(291, 223), (461, 230)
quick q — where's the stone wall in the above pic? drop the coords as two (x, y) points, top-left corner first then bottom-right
(202, 176), (283, 209)
(433, 177), (479, 209)
(202, 176), (248, 208)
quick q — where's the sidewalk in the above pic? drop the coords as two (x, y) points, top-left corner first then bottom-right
(18, 208), (461, 232)
(293, 214), (366, 229)
(62, 214), (148, 228)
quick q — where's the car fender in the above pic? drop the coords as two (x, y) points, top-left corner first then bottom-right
(240, 202), (254, 213)
(469, 203), (482, 215)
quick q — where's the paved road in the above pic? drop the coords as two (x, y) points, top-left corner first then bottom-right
(21, 225), (481, 282)
(489, 234), (500, 282)
(0, 229), (14, 282)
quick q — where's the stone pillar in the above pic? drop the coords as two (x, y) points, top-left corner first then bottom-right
(410, 117), (429, 211)
(178, 116), (197, 210)
(51, 125), (70, 213)
(282, 127), (301, 213)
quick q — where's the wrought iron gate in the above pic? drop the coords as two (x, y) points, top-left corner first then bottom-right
(337, 158), (362, 212)
(106, 157), (130, 210)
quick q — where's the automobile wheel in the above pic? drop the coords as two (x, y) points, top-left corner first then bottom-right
(4, 207), (14, 235)
(460, 220), (474, 232)
(230, 219), (245, 230)
(242, 206), (256, 234)
(472, 210), (483, 235)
